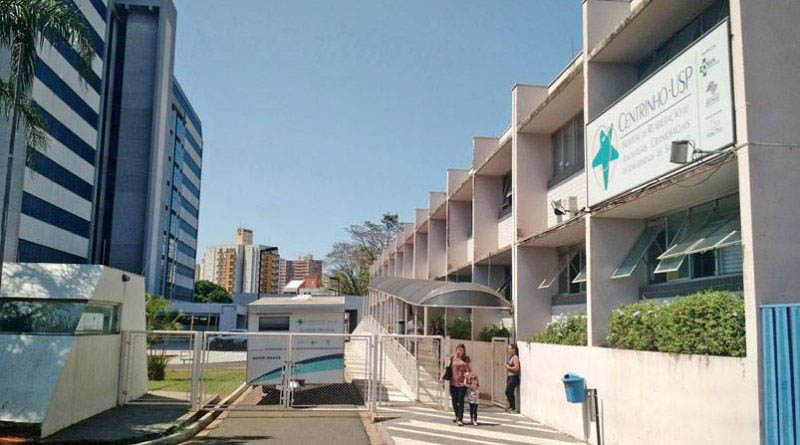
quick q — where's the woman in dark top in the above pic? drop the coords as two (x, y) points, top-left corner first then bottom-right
(505, 343), (520, 413)
(440, 343), (470, 426)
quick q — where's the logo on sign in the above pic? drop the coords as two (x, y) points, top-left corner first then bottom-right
(699, 55), (718, 77)
(705, 80), (720, 107)
(590, 125), (620, 191)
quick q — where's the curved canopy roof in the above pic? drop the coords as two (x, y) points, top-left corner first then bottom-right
(368, 277), (512, 309)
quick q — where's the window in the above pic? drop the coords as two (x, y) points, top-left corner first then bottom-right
(557, 249), (586, 295)
(75, 303), (120, 334)
(539, 245), (585, 294)
(259, 316), (290, 332)
(636, 0), (729, 80)
(499, 172), (512, 218)
(0, 300), (119, 335)
(550, 113), (584, 186)
(612, 194), (742, 284)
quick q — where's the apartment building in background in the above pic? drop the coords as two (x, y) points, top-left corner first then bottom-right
(0, 0), (110, 263)
(368, 1), (800, 443)
(200, 228), (279, 295)
(278, 254), (323, 288)
(258, 247), (280, 294)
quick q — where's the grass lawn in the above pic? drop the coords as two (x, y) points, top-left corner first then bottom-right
(148, 367), (246, 397)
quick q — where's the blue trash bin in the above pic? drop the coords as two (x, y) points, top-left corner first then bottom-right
(562, 373), (586, 403)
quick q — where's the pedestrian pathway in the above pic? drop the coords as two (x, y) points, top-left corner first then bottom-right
(345, 338), (413, 404)
(377, 403), (582, 445)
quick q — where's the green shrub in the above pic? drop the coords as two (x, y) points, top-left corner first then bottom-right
(527, 313), (587, 346)
(607, 290), (745, 357)
(147, 354), (169, 380)
(448, 316), (472, 340)
(605, 299), (665, 351)
(477, 325), (511, 342)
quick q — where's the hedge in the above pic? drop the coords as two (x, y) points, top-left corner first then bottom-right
(607, 290), (745, 357)
(527, 313), (587, 346)
(477, 325), (511, 342)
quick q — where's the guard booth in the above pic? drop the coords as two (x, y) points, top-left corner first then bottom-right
(0, 263), (146, 438)
(246, 296), (348, 402)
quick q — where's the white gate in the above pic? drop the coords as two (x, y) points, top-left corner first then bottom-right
(376, 334), (444, 409)
(198, 331), (376, 413)
(490, 336), (509, 406)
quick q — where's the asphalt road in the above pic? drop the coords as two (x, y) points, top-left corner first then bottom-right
(182, 388), (372, 445)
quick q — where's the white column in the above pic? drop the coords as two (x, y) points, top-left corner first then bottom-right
(423, 306), (429, 336)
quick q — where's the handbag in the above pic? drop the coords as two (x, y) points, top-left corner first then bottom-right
(443, 356), (453, 381)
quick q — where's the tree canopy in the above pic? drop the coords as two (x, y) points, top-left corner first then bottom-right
(194, 280), (232, 303)
(326, 213), (401, 296)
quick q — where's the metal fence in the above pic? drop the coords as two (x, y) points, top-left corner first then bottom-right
(376, 334), (444, 408)
(119, 329), (445, 415)
(120, 330), (202, 408)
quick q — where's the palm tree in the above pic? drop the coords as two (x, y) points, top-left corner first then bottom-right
(0, 0), (95, 285)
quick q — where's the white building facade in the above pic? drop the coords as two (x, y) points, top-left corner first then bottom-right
(368, 1), (800, 443)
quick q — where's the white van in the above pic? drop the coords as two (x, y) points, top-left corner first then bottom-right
(246, 295), (345, 388)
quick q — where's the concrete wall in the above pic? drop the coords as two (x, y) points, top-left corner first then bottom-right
(446, 200), (470, 271)
(546, 172), (585, 228)
(497, 214), (514, 249)
(413, 232), (428, 279)
(427, 218), (446, 278)
(473, 175), (502, 260)
(42, 336), (123, 437)
(586, 216), (644, 346)
(513, 246), (556, 340)
(518, 342), (758, 445)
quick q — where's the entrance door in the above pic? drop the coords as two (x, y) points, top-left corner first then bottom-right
(762, 304), (800, 444)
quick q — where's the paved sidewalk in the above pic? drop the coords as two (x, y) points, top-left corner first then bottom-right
(377, 402), (582, 445)
(183, 389), (371, 444)
(41, 394), (190, 443)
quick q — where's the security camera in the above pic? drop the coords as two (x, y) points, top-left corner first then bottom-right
(551, 200), (567, 216)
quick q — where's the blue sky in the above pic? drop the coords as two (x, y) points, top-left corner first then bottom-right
(173, 0), (582, 262)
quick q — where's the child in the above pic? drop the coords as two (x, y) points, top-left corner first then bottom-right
(464, 371), (480, 426)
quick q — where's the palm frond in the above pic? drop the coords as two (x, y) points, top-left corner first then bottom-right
(0, 77), (48, 164)
(32, 0), (95, 84)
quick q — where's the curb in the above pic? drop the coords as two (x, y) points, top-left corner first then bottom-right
(371, 420), (395, 445)
(135, 383), (249, 445)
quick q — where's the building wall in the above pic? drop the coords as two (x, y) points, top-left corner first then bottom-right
(0, 0), (110, 264)
(546, 172), (585, 229)
(518, 342), (757, 445)
(365, 1), (800, 443)
(87, 0), (200, 302)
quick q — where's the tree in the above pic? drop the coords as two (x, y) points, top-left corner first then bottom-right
(0, 0), (95, 286)
(145, 294), (179, 331)
(344, 213), (401, 265)
(194, 280), (232, 303)
(326, 213), (402, 296)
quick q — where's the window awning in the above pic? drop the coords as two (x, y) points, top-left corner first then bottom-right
(368, 277), (512, 309)
(539, 250), (578, 289)
(611, 210), (742, 279)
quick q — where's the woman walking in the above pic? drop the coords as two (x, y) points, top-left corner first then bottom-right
(440, 343), (470, 426)
(504, 344), (520, 413)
